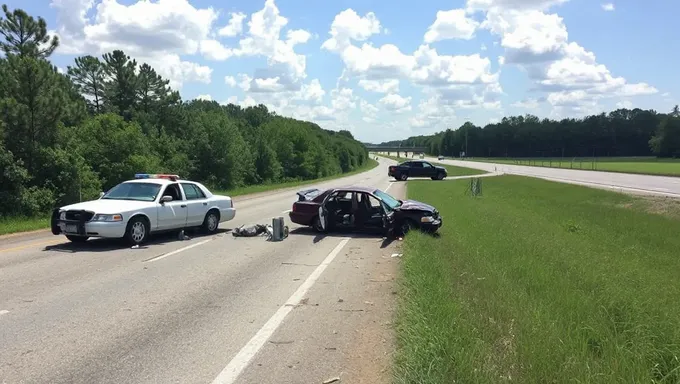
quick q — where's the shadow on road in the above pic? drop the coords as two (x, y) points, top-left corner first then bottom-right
(44, 228), (231, 253)
(290, 227), (398, 249)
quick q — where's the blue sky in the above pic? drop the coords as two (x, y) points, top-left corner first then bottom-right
(9, 0), (679, 142)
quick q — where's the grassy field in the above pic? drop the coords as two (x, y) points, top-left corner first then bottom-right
(379, 154), (487, 177)
(0, 158), (379, 237)
(394, 175), (680, 383)
(469, 156), (680, 177)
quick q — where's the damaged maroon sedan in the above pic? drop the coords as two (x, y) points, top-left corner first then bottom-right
(288, 186), (442, 236)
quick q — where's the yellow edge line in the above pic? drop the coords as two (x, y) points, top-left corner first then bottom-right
(0, 238), (64, 253)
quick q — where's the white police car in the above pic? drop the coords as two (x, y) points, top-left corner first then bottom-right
(51, 174), (236, 245)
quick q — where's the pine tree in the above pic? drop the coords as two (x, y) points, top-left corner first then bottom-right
(102, 50), (138, 120)
(0, 4), (58, 58)
(68, 55), (106, 114)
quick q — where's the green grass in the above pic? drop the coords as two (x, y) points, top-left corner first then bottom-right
(0, 158), (379, 237)
(394, 175), (680, 383)
(469, 156), (680, 177)
(0, 216), (50, 236)
(379, 154), (486, 177)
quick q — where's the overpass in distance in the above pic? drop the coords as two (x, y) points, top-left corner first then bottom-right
(364, 146), (428, 156)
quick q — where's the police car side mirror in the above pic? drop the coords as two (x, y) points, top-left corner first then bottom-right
(99, 191), (105, 198)
(160, 195), (173, 204)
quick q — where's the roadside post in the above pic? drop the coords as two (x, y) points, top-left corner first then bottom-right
(468, 177), (483, 197)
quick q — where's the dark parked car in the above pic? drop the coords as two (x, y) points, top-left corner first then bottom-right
(289, 186), (442, 236)
(388, 160), (447, 181)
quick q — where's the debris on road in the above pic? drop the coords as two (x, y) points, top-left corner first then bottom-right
(391, 253), (402, 258)
(232, 220), (290, 241)
(178, 229), (190, 240)
(323, 377), (341, 384)
(131, 244), (140, 249)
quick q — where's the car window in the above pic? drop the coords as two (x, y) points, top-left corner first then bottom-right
(368, 194), (382, 208)
(181, 183), (206, 200)
(422, 162), (433, 168)
(102, 182), (161, 202)
(411, 162), (423, 168)
(161, 184), (183, 201)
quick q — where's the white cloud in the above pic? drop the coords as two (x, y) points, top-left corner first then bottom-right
(466, 0), (569, 11)
(616, 100), (632, 109)
(358, 79), (400, 93)
(331, 88), (358, 111)
(228, 0), (310, 87)
(360, 99), (379, 115)
(424, 9), (480, 43)
(224, 76), (237, 87)
(252, 77), (286, 93)
(196, 94), (212, 101)
(49, 0), (216, 89)
(295, 79), (326, 103)
(379, 93), (412, 112)
(479, 6), (657, 110)
(200, 39), (233, 61)
(512, 98), (540, 109)
(321, 9), (381, 52)
(601, 3), (615, 11)
(218, 12), (247, 37)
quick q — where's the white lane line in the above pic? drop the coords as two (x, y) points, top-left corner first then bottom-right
(385, 182), (394, 192)
(282, 209), (292, 214)
(143, 239), (213, 263)
(0, 310), (9, 316)
(210, 237), (352, 384)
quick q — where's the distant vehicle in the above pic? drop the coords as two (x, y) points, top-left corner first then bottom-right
(289, 186), (442, 236)
(50, 174), (236, 245)
(438, 155), (445, 160)
(388, 160), (447, 181)
(419, 153), (425, 159)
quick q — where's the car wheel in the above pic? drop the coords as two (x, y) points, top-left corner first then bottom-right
(400, 173), (409, 181)
(66, 235), (88, 243)
(399, 219), (417, 236)
(125, 216), (149, 246)
(437, 172), (445, 180)
(202, 209), (220, 234)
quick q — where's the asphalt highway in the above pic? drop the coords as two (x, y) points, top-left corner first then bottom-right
(423, 156), (680, 197)
(0, 157), (401, 384)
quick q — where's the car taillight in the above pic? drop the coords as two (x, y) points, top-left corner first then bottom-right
(292, 204), (297, 213)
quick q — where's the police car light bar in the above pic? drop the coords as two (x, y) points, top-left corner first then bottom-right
(134, 173), (180, 181)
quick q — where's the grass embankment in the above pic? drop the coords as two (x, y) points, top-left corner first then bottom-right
(394, 175), (680, 383)
(471, 156), (680, 177)
(379, 154), (486, 177)
(0, 158), (379, 237)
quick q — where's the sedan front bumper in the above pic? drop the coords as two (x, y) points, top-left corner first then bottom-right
(56, 219), (127, 238)
(421, 218), (442, 232)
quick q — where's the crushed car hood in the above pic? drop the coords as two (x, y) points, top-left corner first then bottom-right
(60, 199), (153, 214)
(399, 199), (436, 212)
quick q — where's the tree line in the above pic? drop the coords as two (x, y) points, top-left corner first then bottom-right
(0, 5), (368, 218)
(376, 107), (680, 159)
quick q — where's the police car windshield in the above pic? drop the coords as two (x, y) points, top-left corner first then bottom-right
(102, 182), (161, 202)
